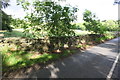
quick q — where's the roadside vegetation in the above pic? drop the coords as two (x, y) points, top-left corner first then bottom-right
(0, 0), (119, 75)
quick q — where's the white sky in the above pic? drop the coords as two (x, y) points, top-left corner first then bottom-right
(2, 0), (118, 22)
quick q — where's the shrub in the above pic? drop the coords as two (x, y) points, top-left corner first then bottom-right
(102, 20), (118, 31)
(75, 23), (86, 30)
(10, 18), (27, 29)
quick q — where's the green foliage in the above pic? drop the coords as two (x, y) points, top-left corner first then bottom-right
(10, 18), (27, 29)
(0, 1), (12, 31)
(95, 33), (115, 42)
(76, 44), (83, 48)
(16, 0), (30, 10)
(70, 24), (80, 29)
(0, 0), (10, 9)
(1, 29), (34, 38)
(17, 1), (78, 38)
(83, 10), (107, 34)
(102, 20), (119, 31)
(1, 44), (74, 72)
(75, 23), (86, 30)
(2, 11), (12, 31)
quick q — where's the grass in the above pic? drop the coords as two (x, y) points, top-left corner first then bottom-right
(1, 29), (118, 73)
(73, 30), (91, 36)
(0, 29), (91, 38)
(0, 29), (32, 38)
(0, 29), (91, 73)
(1, 43), (74, 72)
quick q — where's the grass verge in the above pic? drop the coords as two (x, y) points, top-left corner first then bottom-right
(1, 44), (75, 73)
(1, 31), (119, 75)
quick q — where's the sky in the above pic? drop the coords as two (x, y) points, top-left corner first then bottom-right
(2, 0), (119, 22)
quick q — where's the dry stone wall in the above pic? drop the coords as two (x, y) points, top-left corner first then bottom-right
(0, 34), (117, 52)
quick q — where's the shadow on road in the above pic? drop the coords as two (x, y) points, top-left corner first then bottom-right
(2, 38), (119, 79)
(26, 48), (117, 78)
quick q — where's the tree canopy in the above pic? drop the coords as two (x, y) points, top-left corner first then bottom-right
(83, 10), (107, 34)
(0, 0), (12, 31)
(17, 0), (78, 38)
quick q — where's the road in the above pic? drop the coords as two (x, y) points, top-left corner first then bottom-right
(9, 37), (120, 79)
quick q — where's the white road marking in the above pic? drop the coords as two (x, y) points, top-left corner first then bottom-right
(107, 52), (120, 79)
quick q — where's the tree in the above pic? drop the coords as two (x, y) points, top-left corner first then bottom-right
(0, 1), (10, 8)
(0, 0), (12, 31)
(2, 10), (12, 31)
(11, 18), (26, 29)
(83, 10), (106, 34)
(17, 0), (78, 38)
(114, 0), (120, 4)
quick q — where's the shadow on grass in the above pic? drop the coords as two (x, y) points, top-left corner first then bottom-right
(2, 48), (75, 76)
(2, 34), (119, 78)
(3, 40), (118, 78)
(24, 38), (119, 78)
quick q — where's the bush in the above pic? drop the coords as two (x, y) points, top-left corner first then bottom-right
(102, 20), (118, 31)
(75, 23), (86, 30)
(10, 18), (27, 29)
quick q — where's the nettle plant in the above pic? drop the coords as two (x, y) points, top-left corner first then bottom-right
(17, 0), (78, 38)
